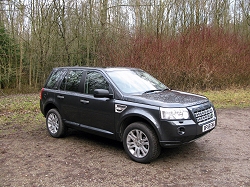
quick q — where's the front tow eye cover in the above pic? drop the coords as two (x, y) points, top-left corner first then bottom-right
(177, 126), (185, 135)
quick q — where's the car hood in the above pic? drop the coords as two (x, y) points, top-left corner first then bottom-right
(124, 90), (209, 107)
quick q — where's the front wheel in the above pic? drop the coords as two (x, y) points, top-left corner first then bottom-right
(46, 108), (67, 138)
(123, 122), (161, 163)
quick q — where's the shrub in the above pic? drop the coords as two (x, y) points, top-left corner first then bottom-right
(97, 26), (250, 90)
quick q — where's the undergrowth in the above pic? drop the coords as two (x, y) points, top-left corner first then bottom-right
(98, 26), (250, 90)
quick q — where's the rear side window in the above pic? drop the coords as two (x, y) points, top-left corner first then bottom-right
(46, 70), (65, 89)
(60, 70), (84, 92)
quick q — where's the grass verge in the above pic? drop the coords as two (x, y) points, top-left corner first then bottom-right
(0, 93), (44, 135)
(198, 88), (250, 108)
(0, 89), (249, 135)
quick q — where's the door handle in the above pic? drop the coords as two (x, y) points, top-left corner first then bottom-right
(57, 95), (64, 99)
(80, 99), (89, 104)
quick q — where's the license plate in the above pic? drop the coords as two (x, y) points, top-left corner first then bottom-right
(202, 121), (216, 132)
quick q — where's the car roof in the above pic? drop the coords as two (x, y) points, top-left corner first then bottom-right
(52, 66), (141, 72)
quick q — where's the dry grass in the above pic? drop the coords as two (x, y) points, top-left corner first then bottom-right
(0, 93), (44, 135)
(0, 88), (249, 135)
(199, 88), (250, 108)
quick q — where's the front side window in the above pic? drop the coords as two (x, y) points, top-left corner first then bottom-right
(60, 70), (83, 92)
(46, 70), (65, 89)
(85, 71), (109, 94)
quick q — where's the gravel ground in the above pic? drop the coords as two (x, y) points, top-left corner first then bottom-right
(1, 108), (250, 187)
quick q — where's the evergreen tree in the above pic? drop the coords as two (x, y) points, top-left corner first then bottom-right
(0, 23), (19, 89)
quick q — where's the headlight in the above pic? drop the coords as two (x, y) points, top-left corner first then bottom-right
(160, 108), (189, 120)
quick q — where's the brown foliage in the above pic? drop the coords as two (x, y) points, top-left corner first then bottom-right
(97, 26), (250, 90)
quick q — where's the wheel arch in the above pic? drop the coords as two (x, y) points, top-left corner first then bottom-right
(44, 102), (59, 117)
(118, 113), (161, 142)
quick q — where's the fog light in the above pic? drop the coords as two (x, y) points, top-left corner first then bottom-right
(177, 126), (185, 135)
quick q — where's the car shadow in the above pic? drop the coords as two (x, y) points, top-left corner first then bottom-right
(66, 128), (124, 151)
(157, 141), (203, 162)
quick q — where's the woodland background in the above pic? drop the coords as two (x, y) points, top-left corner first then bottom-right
(0, 0), (249, 92)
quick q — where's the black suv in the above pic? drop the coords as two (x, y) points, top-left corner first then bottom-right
(40, 67), (217, 163)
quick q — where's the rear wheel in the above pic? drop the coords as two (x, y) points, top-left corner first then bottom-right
(46, 109), (67, 138)
(123, 122), (161, 163)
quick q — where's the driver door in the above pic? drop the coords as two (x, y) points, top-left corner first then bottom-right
(78, 71), (115, 138)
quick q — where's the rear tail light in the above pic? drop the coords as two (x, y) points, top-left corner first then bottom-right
(40, 88), (44, 99)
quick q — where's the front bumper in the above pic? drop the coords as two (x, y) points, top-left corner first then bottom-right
(158, 117), (217, 148)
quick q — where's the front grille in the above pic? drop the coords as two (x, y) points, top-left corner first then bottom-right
(194, 107), (215, 125)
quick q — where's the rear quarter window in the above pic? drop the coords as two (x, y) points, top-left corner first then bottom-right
(46, 70), (65, 89)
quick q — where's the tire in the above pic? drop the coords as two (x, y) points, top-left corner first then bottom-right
(123, 122), (161, 163)
(46, 108), (67, 138)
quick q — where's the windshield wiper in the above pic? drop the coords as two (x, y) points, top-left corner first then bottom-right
(143, 89), (162, 94)
(143, 88), (170, 94)
(162, 88), (170, 91)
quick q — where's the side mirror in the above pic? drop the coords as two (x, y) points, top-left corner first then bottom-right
(93, 89), (113, 99)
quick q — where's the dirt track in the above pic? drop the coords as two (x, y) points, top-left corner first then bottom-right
(1, 108), (250, 187)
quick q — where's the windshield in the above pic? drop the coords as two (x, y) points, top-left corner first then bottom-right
(106, 69), (167, 94)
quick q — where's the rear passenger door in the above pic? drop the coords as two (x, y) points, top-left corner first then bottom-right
(77, 70), (115, 138)
(55, 69), (84, 123)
